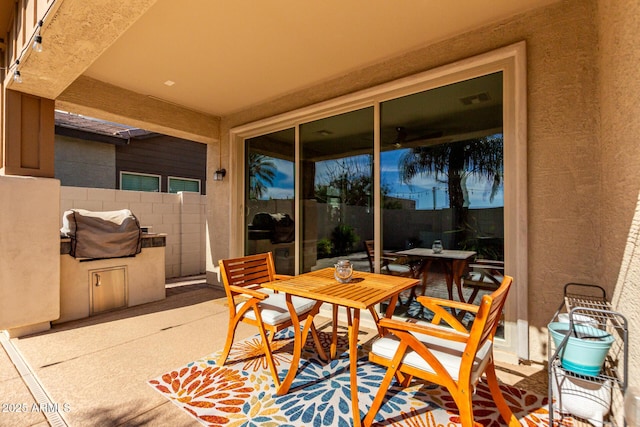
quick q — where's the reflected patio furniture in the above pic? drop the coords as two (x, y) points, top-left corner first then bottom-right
(395, 247), (476, 302)
(217, 252), (327, 389)
(463, 259), (504, 304)
(364, 240), (422, 307)
(363, 275), (518, 427)
(363, 240), (417, 277)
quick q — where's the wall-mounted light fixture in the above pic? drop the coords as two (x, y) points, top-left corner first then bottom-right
(213, 121), (226, 182)
(213, 168), (226, 181)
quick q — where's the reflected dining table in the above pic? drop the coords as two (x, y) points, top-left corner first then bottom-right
(262, 267), (419, 427)
(395, 247), (476, 303)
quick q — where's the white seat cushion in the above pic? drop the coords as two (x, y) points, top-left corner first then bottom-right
(238, 292), (317, 326)
(386, 264), (412, 274)
(465, 271), (502, 287)
(371, 321), (492, 384)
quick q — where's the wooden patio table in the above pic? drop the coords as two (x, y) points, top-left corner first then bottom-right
(262, 267), (419, 427)
(395, 247), (476, 303)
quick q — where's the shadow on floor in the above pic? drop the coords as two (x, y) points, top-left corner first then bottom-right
(501, 362), (550, 396)
(22, 277), (225, 338)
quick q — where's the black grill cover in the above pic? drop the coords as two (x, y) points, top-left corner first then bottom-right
(248, 212), (294, 244)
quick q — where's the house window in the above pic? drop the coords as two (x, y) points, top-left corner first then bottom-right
(120, 172), (161, 192)
(168, 177), (200, 193)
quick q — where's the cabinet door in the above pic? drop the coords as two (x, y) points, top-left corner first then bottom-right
(90, 267), (127, 314)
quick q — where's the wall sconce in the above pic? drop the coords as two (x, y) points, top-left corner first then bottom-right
(214, 168), (226, 181)
(214, 124), (225, 181)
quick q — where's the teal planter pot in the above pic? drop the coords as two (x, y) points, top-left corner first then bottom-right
(548, 322), (614, 376)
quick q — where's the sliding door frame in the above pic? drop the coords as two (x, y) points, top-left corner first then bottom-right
(230, 41), (528, 360)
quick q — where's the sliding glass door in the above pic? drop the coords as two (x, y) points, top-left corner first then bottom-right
(234, 44), (526, 358)
(300, 108), (374, 273)
(380, 73), (503, 257)
(379, 72), (504, 323)
(244, 74), (505, 285)
(244, 128), (296, 275)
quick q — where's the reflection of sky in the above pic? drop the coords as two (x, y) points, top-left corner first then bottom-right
(381, 149), (503, 209)
(259, 151), (504, 209)
(262, 158), (294, 199)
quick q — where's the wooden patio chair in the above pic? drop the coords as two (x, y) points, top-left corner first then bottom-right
(363, 275), (519, 427)
(217, 252), (327, 388)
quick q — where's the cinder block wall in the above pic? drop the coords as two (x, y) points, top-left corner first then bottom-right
(60, 186), (206, 278)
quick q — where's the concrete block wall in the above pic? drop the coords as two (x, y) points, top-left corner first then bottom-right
(60, 186), (206, 278)
(179, 192), (207, 276)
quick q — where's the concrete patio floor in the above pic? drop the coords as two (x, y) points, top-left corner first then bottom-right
(1, 275), (548, 427)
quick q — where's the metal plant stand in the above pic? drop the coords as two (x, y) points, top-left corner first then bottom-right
(548, 283), (628, 426)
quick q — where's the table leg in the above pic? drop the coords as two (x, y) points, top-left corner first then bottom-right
(331, 304), (339, 359)
(383, 294), (400, 319)
(452, 259), (468, 303)
(275, 296), (323, 396)
(418, 259), (433, 296)
(441, 261), (455, 301)
(348, 307), (362, 427)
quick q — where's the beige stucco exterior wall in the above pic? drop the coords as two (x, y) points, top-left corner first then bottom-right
(599, 0), (640, 385)
(209, 0), (604, 363)
(0, 176), (60, 336)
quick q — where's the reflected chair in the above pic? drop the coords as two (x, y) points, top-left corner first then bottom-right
(463, 259), (504, 304)
(218, 252), (327, 388)
(363, 275), (518, 427)
(363, 240), (417, 278)
(364, 240), (423, 306)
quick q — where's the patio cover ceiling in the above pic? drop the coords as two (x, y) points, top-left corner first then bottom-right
(4, 0), (558, 124)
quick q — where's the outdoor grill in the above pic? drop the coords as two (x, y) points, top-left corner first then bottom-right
(247, 212), (294, 244)
(60, 209), (142, 259)
(58, 208), (165, 323)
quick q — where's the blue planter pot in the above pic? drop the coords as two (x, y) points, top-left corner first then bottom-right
(548, 322), (614, 376)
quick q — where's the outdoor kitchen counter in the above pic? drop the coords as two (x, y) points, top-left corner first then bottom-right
(56, 233), (167, 324)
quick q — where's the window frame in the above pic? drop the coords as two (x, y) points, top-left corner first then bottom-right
(168, 176), (201, 194)
(119, 171), (161, 192)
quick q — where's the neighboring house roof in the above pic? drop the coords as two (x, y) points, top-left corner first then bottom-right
(55, 111), (156, 145)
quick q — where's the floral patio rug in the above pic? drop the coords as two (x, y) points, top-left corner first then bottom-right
(149, 328), (567, 427)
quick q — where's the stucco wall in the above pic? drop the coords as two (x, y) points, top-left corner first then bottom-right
(599, 0), (640, 386)
(0, 176), (60, 335)
(211, 0), (603, 363)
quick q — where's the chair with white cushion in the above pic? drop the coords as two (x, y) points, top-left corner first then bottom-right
(363, 275), (518, 427)
(363, 240), (417, 278)
(218, 252), (326, 388)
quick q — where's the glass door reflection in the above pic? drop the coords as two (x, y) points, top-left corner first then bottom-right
(300, 108), (374, 273)
(245, 128), (296, 275)
(380, 72), (505, 332)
